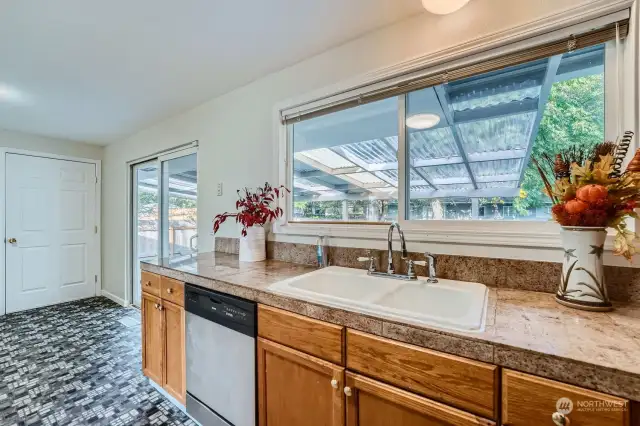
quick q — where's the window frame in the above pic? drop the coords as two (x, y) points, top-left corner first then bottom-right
(274, 8), (638, 257)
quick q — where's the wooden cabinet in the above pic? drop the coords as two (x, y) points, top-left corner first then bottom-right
(345, 372), (494, 426)
(161, 276), (184, 307)
(258, 304), (345, 364)
(502, 369), (629, 426)
(347, 330), (498, 419)
(141, 274), (186, 405)
(163, 300), (186, 403)
(141, 271), (161, 297)
(141, 292), (164, 384)
(257, 337), (345, 426)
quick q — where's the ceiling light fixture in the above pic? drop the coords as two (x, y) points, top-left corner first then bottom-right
(406, 113), (441, 130)
(421, 0), (471, 15)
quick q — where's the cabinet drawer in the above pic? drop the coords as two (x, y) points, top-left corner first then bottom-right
(346, 330), (498, 420)
(258, 305), (344, 365)
(502, 369), (629, 426)
(346, 372), (495, 426)
(161, 276), (184, 307)
(141, 271), (161, 297)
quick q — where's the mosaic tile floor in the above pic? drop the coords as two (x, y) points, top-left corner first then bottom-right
(0, 297), (195, 426)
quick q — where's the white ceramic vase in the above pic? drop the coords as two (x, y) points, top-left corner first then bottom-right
(239, 226), (266, 262)
(557, 226), (611, 311)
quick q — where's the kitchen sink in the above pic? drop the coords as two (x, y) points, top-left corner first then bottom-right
(268, 266), (488, 332)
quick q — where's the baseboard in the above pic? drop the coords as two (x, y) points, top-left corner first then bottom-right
(101, 289), (128, 307)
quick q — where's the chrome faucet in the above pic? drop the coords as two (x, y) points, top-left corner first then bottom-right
(356, 225), (438, 282)
(387, 222), (408, 274)
(358, 223), (423, 281)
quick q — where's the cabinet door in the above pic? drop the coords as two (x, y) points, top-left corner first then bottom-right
(258, 338), (345, 426)
(142, 292), (164, 384)
(502, 369), (629, 426)
(163, 300), (186, 405)
(345, 372), (494, 426)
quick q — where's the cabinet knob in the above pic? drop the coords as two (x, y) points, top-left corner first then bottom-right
(343, 386), (352, 397)
(552, 413), (570, 426)
(154, 303), (159, 309)
(145, 281), (152, 286)
(331, 379), (338, 389)
(167, 288), (173, 294)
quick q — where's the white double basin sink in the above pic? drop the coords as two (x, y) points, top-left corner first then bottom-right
(269, 266), (488, 332)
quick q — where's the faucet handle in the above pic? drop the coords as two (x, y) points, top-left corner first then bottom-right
(424, 252), (438, 283)
(412, 260), (427, 266)
(357, 250), (377, 273)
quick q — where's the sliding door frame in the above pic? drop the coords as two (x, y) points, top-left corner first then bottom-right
(130, 159), (161, 307)
(0, 148), (101, 316)
(125, 143), (198, 308)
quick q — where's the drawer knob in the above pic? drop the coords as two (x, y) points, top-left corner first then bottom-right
(167, 288), (174, 294)
(145, 281), (151, 286)
(552, 413), (570, 426)
(343, 387), (352, 397)
(330, 379), (338, 389)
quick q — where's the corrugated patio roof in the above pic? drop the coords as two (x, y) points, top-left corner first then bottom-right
(293, 44), (605, 201)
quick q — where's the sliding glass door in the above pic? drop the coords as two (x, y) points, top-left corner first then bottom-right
(132, 161), (160, 307)
(161, 152), (198, 262)
(131, 150), (197, 306)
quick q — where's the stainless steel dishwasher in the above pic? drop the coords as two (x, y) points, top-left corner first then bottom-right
(185, 284), (256, 426)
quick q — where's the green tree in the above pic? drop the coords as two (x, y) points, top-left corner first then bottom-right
(514, 74), (604, 214)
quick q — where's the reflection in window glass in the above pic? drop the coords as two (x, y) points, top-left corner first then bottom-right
(407, 43), (605, 220)
(292, 98), (398, 222)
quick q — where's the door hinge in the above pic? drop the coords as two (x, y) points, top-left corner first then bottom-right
(95, 225), (98, 234)
(95, 176), (99, 184)
(95, 275), (98, 283)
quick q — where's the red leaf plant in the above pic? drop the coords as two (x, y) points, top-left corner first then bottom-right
(213, 182), (290, 237)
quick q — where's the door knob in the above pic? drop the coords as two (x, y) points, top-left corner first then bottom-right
(7, 238), (17, 244)
(552, 413), (570, 425)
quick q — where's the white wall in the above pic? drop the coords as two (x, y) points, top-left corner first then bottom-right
(102, 0), (627, 300)
(0, 128), (103, 160)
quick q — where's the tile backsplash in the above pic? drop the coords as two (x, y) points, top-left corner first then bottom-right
(214, 237), (640, 303)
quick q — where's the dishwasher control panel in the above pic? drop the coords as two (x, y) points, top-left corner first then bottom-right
(185, 284), (256, 337)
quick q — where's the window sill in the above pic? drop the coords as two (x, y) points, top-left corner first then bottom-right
(273, 219), (626, 262)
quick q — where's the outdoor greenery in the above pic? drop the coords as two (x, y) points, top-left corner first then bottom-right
(514, 74), (605, 214)
(138, 191), (197, 224)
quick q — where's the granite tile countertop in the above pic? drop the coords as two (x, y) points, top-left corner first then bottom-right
(142, 252), (640, 401)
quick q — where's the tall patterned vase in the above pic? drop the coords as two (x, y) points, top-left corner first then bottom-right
(556, 226), (612, 311)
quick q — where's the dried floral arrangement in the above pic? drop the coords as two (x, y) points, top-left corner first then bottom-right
(213, 182), (290, 236)
(533, 131), (640, 260)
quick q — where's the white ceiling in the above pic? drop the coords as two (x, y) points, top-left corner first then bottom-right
(0, 0), (424, 145)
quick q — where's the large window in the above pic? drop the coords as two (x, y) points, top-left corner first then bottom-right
(406, 45), (604, 221)
(287, 21), (625, 225)
(292, 98), (399, 222)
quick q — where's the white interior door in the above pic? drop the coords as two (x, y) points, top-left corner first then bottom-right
(5, 154), (98, 313)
